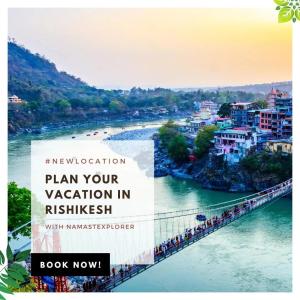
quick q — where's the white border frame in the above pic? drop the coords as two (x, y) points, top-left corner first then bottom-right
(0, 1), (299, 299)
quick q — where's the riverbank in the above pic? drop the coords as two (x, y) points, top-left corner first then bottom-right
(8, 112), (189, 137)
(108, 127), (292, 193)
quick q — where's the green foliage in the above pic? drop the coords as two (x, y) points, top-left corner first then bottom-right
(241, 151), (292, 181)
(55, 99), (71, 112)
(194, 125), (218, 158)
(278, 6), (294, 22)
(167, 134), (189, 163)
(254, 99), (268, 109)
(109, 99), (127, 113)
(296, 8), (300, 21)
(217, 103), (231, 117)
(274, 0), (289, 5)
(159, 121), (188, 163)
(274, 0), (299, 23)
(8, 182), (31, 237)
(158, 120), (178, 147)
(0, 245), (31, 299)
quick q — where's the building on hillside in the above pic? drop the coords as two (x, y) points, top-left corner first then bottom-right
(275, 97), (292, 113)
(212, 128), (257, 164)
(247, 110), (261, 128)
(200, 100), (219, 113)
(230, 102), (255, 127)
(215, 117), (232, 129)
(188, 119), (214, 133)
(256, 130), (273, 151)
(186, 109), (217, 133)
(266, 88), (289, 108)
(259, 110), (292, 139)
(265, 139), (292, 154)
(8, 95), (23, 104)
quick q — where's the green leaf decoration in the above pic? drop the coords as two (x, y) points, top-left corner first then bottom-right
(278, 7), (294, 23)
(0, 252), (4, 265)
(9, 263), (27, 276)
(274, 0), (289, 5)
(0, 275), (9, 281)
(296, 8), (300, 20)
(0, 283), (13, 295)
(15, 250), (30, 262)
(5, 246), (13, 262)
(1, 277), (19, 289)
(0, 292), (6, 300)
(7, 269), (24, 282)
(0, 246), (30, 299)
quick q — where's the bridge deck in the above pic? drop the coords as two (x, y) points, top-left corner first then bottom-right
(95, 184), (292, 292)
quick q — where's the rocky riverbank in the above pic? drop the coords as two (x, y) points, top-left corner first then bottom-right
(110, 127), (290, 193)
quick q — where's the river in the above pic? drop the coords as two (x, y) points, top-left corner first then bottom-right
(8, 120), (292, 292)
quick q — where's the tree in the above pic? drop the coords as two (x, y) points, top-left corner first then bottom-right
(55, 99), (71, 112)
(254, 99), (268, 109)
(8, 182), (31, 237)
(158, 120), (178, 147)
(167, 134), (188, 163)
(109, 99), (126, 113)
(217, 103), (231, 117)
(194, 125), (218, 158)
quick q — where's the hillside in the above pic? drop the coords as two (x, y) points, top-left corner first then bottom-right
(8, 41), (102, 103)
(7, 42), (268, 134)
(175, 81), (292, 95)
(213, 81), (292, 95)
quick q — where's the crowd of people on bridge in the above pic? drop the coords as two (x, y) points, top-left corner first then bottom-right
(77, 180), (291, 292)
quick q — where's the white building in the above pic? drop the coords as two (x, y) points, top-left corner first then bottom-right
(213, 128), (257, 164)
(8, 95), (23, 104)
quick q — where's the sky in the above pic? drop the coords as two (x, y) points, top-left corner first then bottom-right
(8, 8), (292, 90)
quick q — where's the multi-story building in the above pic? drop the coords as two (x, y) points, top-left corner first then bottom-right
(259, 110), (292, 139)
(275, 97), (292, 113)
(213, 128), (257, 164)
(230, 102), (255, 127)
(215, 117), (232, 130)
(247, 110), (261, 128)
(266, 88), (289, 108)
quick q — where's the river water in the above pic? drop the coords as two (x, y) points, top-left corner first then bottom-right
(8, 120), (292, 292)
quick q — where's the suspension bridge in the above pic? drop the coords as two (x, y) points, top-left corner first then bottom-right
(9, 178), (292, 292)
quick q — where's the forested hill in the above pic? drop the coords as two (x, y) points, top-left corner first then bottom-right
(8, 41), (102, 103)
(7, 41), (274, 134)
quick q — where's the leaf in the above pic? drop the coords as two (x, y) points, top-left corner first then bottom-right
(0, 274), (9, 281)
(0, 252), (4, 265)
(274, 0), (289, 5)
(1, 277), (19, 289)
(296, 8), (300, 21)
(0, 283), (13, 294)
(278, 7), (294, 23)
(7, 269), (24, 282)
(9, 263), (27, 276)
(15, 250), (30, 262)
(0, 292), (6, 300)
(5, 246), (13, 262)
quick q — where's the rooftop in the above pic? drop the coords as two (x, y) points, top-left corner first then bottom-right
(215, 128), (251, 135)
(267, 139), (292, 144)
(231, 102), (254, 106)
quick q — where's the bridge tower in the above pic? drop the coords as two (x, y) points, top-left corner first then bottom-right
(32, 225), (69, 292)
